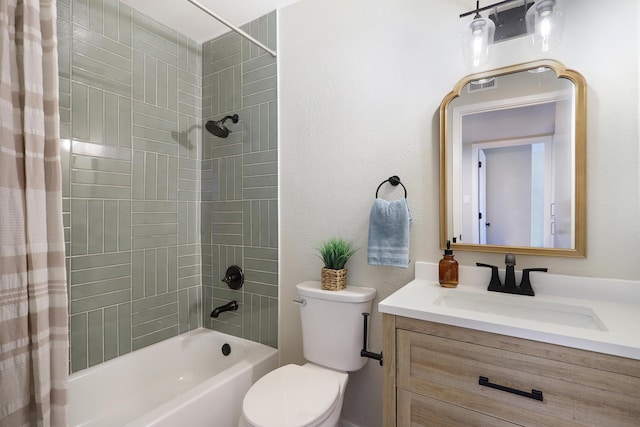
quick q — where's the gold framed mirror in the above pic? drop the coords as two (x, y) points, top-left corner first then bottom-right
(440, 59), (586, 257)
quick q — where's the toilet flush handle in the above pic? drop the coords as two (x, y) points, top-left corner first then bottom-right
(292, 298), (306, 306)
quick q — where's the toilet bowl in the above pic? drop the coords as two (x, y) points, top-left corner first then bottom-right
(240, 363), (348, 427)
(239, 281), (377, 427)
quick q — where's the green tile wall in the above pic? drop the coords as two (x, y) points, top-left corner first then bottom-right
(59, 0), (278, 373)
(59, 0), (202, 373)
(201, 12), (278, 348)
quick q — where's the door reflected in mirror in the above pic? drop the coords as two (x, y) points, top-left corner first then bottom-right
(439, 60), (586, 257)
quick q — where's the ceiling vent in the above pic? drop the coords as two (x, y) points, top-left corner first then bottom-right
(467, 78), (497, 93)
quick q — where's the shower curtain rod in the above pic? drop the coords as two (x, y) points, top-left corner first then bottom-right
(186, 0), (277, 57)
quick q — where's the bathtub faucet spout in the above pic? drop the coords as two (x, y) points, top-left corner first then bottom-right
(210, 300), (239, 318)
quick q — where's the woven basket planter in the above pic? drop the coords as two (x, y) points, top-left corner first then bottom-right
(321, 268), (347, 291)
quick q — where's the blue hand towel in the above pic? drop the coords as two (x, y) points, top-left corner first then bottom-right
(367, 198), (411, 268)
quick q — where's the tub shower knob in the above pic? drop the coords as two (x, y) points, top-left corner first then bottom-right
(222, 265), (244, 290)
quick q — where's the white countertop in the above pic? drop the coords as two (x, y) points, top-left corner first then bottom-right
(379, 262), (640, 360)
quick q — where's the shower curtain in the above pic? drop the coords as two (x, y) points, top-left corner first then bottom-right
(0, 1), (69, 426)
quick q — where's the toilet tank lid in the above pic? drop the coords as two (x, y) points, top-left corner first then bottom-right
(296, 281), (376, 302)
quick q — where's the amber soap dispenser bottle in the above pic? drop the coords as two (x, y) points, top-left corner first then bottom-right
(439, 240), (458, 288)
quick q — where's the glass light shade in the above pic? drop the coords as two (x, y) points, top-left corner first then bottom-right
(461, 15), (495, 67)
(526, 0), (565, 52)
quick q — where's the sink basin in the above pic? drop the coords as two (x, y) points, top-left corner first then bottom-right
(434, 291), (608, 331)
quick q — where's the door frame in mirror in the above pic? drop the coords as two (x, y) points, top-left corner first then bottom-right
(439, 59), (586, 257)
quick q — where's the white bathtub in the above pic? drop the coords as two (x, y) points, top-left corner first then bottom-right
(69, 328), (278, 427)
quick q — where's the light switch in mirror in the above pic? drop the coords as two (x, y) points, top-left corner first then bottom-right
(439, 60), (586, 257)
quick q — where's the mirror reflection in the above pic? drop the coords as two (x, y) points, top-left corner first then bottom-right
(440, 60), (586, 257)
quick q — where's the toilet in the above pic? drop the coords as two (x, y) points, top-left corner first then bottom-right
(240, 281), (377, 427)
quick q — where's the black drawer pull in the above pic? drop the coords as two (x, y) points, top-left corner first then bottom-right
(479, 376), (543, 401)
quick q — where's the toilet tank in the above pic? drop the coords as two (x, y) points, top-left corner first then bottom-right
(296, 281), (377, 372)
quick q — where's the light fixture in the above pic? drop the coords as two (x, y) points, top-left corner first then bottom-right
(461, 1), (496, 67)
(460, 0), (565, 66)
(526, 0), (564, 52)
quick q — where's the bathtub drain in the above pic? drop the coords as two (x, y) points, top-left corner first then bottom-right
(222, 343), (231, 356)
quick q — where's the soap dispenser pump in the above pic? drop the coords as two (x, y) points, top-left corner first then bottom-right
(439, 240), (459, 288)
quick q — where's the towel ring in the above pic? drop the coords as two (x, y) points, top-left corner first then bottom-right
(375, 175), (407, 198)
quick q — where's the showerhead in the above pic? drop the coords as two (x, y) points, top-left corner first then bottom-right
(205, 114), (239, 138)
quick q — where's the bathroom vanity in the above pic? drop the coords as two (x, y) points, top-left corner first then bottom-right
(379, 262), (640, 426)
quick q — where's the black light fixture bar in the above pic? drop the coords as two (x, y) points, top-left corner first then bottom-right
(460, 0), (531, 18)
(461, 0), (535, 42)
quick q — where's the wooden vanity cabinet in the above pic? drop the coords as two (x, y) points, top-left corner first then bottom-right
(383, 314), (640, 427)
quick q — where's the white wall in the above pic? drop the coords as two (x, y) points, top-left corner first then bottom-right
(278, 1), (640, 426)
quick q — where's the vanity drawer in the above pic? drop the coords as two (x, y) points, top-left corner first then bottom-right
(397, 389), (518, 427)
(397, 329), (640, 426)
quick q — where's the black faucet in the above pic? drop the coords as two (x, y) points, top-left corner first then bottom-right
(210, 300), (239, 318)
(476, 254), (548, 296)
(504, 253), (517, 288)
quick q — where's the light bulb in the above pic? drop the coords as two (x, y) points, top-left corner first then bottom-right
(526, 0), (564, 52)
(461, 15), (495, 67)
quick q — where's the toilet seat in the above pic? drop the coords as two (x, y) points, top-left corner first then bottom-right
(241, 364), (340, 427)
